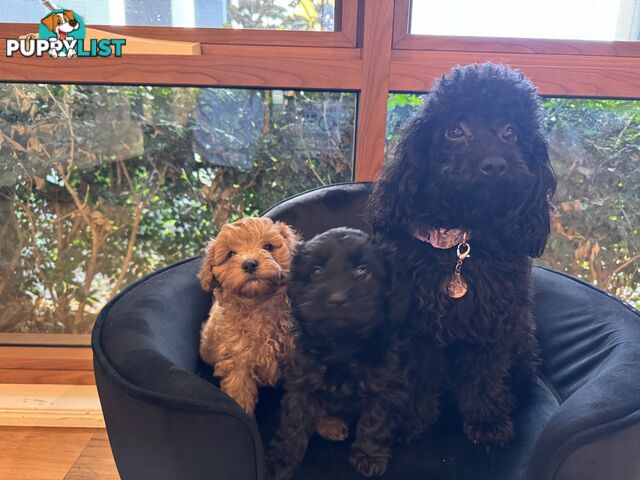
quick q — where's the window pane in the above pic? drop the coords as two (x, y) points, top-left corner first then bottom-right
(410, 0), (640, 41)
(0, 85), (354, 335)
(387, 94), (640, 309)
(1, 0), (336, 30)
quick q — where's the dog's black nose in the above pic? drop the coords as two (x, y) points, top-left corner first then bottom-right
(69, 20), (78, 27)
(479, 156), (507, 176)
(327, 291), (347, 305)
(242, 259), (259, 273)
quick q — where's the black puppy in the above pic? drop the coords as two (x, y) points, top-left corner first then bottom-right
(369, 63), (557, 447)
(267, 228), (428, 479)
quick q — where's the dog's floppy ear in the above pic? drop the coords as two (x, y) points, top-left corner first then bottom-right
(275, 221), (301, 253)
(63, 10), (75, 21)
(289, 239), (310, 280)
(198, 238), (220, 292)
(513, 133), (557, 257)
(41, 13), (58, 32)
(368, 112), (431, 233)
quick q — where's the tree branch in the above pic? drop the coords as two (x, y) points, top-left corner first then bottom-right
(606, 254), (640, 287)
(109, 202), (144, 297)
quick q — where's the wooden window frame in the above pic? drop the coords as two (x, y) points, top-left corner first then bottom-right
(1, 0), (639, 383)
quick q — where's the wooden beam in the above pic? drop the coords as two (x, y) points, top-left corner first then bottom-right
(390, 50), (640, 98)
(392, 0), (411, 48)
(0, 347), (92, 371)
(0, 44), (362, 90)
(0, 347), (94, 385)
(81, 26), (355, 48)
(354, 0), (395, 181)
(393, 34), (640, 58)
(0, 334), (90, 347)
(85, 28), (201, 55)
(0, 369), (95, 385)
(338, 0), (359, 47)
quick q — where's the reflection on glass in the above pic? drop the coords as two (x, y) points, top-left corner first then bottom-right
(1, 0), (336, 31)
(410, 0), (640, 42)
(387, 94), (640, 308)
(0, 85), (354, 334)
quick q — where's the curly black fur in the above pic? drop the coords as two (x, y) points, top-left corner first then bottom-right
(369, 63), (557, 447)
(267, 228), (439, 479)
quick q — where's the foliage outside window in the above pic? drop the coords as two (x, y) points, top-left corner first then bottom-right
(0, 85), (355, 334)
(387, 94), (640, 309)
(0, 0), (336, 31)
(226, 0), (335, 30)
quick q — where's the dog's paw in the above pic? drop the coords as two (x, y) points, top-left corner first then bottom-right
(266, 465), (288, 480)
(48, 49), (58, 58)
(316, 417), (348, 442)
(349, 450), (389, 477)
(67, 48), (77, 58)
(464, 418), (514, 448)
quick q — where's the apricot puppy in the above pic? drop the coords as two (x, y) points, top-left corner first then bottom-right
(199, 217), (300, 416)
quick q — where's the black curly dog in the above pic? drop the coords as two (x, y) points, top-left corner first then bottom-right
(369, 63), (557, 447)
(267, 228), (435, 479)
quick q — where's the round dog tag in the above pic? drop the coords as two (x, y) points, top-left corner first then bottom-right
(446, 272), (468, 299)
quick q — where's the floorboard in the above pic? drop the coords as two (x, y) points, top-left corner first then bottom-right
(0, 427), (119, 480)
(65, 431), (119, 480)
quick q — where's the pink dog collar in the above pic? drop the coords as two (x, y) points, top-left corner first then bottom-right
(412, 225), (470, 249)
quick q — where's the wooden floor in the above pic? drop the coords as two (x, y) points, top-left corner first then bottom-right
(0, 384), (104, 429)
(0, 427), (119, 480)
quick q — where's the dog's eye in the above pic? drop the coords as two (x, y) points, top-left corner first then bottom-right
(353, 265), (370, 280)
(263, 244), (274, 252)
(502, 125), (517, 143)
(445, 125), (465, 140)
(312, 266), (323, 277)
(227, 251), (236, 259)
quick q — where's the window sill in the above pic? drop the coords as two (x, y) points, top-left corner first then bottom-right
(0, 345), (94, 385)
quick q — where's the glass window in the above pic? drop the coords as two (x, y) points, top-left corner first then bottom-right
(0, 84), (355, 335)
(1, 0), (336, 30)
(387, 93), (640, 309)
(410, 0), (640, 42)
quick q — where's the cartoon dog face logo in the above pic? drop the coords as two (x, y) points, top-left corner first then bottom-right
(40, 10), (80, 58)
(41, 10), (79, 42)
